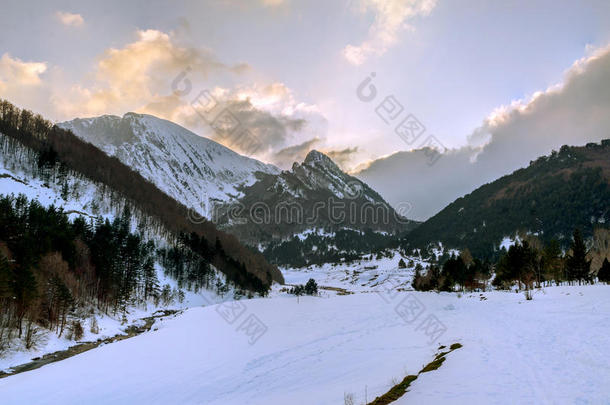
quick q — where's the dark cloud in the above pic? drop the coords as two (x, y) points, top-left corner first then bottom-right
(324, 147), (359, 169)
(208, 98), (308, 156)
(273, 137), (321, 168)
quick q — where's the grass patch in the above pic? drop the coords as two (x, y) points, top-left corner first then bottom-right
(366, 342), (463, 405)
(368, 375), (418, 405)
(420, 356), (446, 373)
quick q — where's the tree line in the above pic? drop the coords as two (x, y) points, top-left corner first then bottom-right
(263, 228), (398, 267)
(413, 228), (609, 293)
(0, 195), (163, 352)
(160, 232), (271, 296)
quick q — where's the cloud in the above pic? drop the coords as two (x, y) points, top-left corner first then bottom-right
(0, 53), (47, 86)
(343, 0), (437, 65)
(0, 53), (50, 111)
(221, 0), (287, 9)
(356, 44), (610, 220)
(273, 138), (321, 167)
(143, 81), (327, 166)
(0, 28), (326, 169)
(56, 11), (84, 27)
(468, 43), (610, 167)
(222, 99), (306, 145)
(52, 29), (249, 119)
(217, 86), (326, 165)
(261, 0), (286, 6)
(324, 147), (359, 169)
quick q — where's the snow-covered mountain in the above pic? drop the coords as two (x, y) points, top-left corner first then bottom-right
(291, 150), (383, 201)
(214, 149), (417, 242)
(60, 113), (415, 243)
(59, 113), (280, 217)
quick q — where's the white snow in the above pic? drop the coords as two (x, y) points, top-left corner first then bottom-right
(0, 285), (608, 404)
(499, 235), (522, 251)
(0, 303), (158, 373)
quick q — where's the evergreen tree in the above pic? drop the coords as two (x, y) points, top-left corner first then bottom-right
(304, 278), (318, 295)
(411, 265), (422, 290)
(0, 253), (13, 301)
(441, 255), (468, 291)
(566, 229), (591, 284)
(291, 285), (304, 296)
(597, 258), (610, 283)
(493, 241), (537, 290)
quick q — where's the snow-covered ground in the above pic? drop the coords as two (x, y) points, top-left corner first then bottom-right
(1, 285), (608, 404)
(280, 250), (425, 294)
(2, 135), (608, 403)
(0, 264), (227, 373)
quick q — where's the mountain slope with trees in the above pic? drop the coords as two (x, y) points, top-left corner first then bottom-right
(60, 112), (416, 245)
(405, 140), (610, 259)
(0, 99), (283, 287)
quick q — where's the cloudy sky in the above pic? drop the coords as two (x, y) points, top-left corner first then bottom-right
(1, 0), (610, 218)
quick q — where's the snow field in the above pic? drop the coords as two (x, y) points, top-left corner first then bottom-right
(1, 285), (608, 404)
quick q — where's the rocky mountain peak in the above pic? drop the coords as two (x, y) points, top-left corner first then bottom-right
(303, 150), (339, 170)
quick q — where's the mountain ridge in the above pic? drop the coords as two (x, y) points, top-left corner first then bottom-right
(0, 99), (283, 286)
(214, 148), (416, 243)
(59, 113), (280, 218)
(60, 113), (416, 244)
(404, 140), (610, 258)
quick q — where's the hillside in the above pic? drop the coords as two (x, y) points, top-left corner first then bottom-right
(405, 140), (610, 258)
(0, 99), (283, 287)
(60, 113), (415, 244)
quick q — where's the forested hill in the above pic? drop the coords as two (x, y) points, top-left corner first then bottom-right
(0, 99), (283, 288)
(405, 140), (610, 258)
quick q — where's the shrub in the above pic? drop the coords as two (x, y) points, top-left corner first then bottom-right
(89, 317), (99, 334)
(71, 320), (84, 341)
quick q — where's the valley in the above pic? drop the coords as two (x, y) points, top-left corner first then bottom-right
(1, 99), (609, 404)
(1, 12), (610, 401)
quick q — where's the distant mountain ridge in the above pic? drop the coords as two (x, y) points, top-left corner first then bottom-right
(405, 140), (610, 258)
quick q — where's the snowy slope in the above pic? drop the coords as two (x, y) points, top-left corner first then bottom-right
(0, 138), (119, 225)
(59, 113), (280, 217)
(0, 135), (233, 370)
(1, 285), (608, 404)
